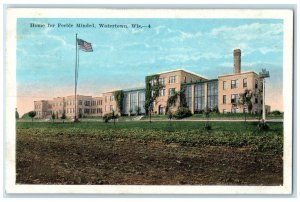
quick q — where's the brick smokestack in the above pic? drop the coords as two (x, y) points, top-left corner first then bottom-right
(233, 49), (241, 74)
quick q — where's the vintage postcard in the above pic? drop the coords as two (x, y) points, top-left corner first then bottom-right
(5, 8), (293, 194)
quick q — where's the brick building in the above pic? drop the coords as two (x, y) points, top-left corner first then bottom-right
(33, 49), (265, 119)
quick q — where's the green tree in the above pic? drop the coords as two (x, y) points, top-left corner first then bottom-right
(28, 111), (36, 122)
(51, 112), (55, 123)
(136, 106), (141, 115)
(238, 89), (253, 122)
(145, 75), (164, 123)
(166, 89), (187, 112)
(15, 108), (19, 120)
(112, 110), (116, 126)
(103, 111), (118, 126)
(113, 90), (124, 115)
(61, 110), (66, 123)
(204, 105), (212, 130)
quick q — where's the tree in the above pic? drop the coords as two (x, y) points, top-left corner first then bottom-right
(145, 75), (165, 123)
(51, 112), (55, 123)
(112, 110), (117, 126)
(167, 89), (187, 112)
(238, 89), (253, 122)
(204, 105), (212, 130)
(28, 111), (36, 122)
(103, 111), (118, 125)
(61, 110), (66, 123)
(136, 106), (141, 115)
(15, 108), (19, 120)
(114, 90), (124, 115)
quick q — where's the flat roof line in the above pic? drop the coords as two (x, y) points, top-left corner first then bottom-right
(151, 68), (208, 80)
(218, 71), (258, 78)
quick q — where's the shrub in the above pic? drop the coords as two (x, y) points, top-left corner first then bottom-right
(167, 111), (173, 120)
(258, 122), (270, 131)
(28, 111), (36, 122)
(102, 112), (119, 123)
(271, 110), (281, 115)
(204, 124), (212, 131)
(173, 107), (192, 119)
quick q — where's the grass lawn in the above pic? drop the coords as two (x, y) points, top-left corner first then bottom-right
(16, 121), (283, 185)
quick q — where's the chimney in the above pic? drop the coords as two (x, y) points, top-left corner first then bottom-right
(233, 49), (241, 74)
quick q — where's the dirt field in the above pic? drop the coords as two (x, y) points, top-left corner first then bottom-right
(16, 123), (283, 185)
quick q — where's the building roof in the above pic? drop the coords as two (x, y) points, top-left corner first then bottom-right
(150, 68), (208, 80)
(218, 71), (258, 78)
(123, 87), (145, 92)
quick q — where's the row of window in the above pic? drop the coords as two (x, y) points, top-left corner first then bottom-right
(184, 82), (219, 111)
(151, 76), (177, 86)
(222, 95), (261, 104)
(158, 88), (176, 97)
(222, 79), (260, 90)
(105, 95), (115, 102)
(123, 92), (146, 114)
(36, 100), (104, 109)
(34, 105), (42, 109)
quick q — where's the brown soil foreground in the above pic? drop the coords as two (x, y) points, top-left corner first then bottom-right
(16, 135), (283, 185)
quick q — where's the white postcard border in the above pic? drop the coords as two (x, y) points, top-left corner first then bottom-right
(5, 8), (294, 194)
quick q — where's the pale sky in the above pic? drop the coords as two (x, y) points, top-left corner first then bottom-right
(17, 18), (283, 116)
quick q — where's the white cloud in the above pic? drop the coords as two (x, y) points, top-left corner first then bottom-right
(208, 22), (283, 55)
(210, 22), (282, 41)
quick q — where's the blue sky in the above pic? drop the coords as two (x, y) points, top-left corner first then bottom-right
(17, 18), (283, 115)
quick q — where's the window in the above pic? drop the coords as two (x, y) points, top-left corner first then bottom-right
(194, 84), (205, 112)
(169, 76), (176, 83)
(255, 98), (258, 104)
(169, 88), (176, 96)
(159, 88), (165, 97)
(255, 79), (258, 88)
(100, 100), (102, 105)
(159, 78), (165, 85)
(130, 92), (137, 113)
(223, 95), (226, 104)
(151, 90), (155, 97)
(231, 80), (238, 89)
(78, 100), (82, 105)
(150, 79), (156, 86)
(184, 86), (192, 110)
(110, 105), (114, 111)
(223, 81), (227, 90)
(105, 96), (108, 102)
(231, 94), (239, 104)
(85, 101), (90, 106)
(183, 76), (186, 83)
(243, 78), (247, 88)
(223, 109), (227, 113)
(207, 81), (218, 110)
(138, 91), (145, 114)
(110, 95), (114, 101)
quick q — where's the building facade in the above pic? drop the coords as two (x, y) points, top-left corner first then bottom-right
(150, 69), (207, 115)
(33, 49), (266, 119)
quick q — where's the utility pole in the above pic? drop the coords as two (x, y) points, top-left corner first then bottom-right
(259, 69), (270, 122)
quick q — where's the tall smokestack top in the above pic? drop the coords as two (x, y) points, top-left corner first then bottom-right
(233, 49), (241, 74)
